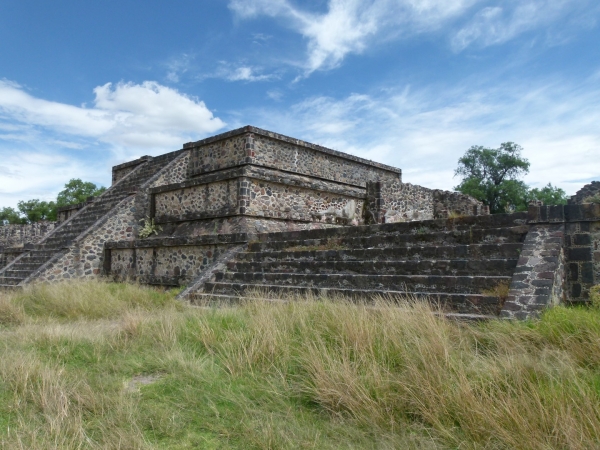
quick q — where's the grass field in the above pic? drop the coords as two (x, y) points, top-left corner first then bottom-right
(1, 280), (600, 449)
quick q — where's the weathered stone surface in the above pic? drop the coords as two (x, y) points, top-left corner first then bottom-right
(4, 125), (598, 323)
(0, 222), (56, 248)
(186, 126), (401, 186)
(501, 224), (565, 320)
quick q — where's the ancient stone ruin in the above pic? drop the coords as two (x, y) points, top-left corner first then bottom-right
(0, 126), (598, 320)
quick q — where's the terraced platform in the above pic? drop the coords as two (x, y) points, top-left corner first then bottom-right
(188, 213), (529, 318)
(0, 152), (182, 288)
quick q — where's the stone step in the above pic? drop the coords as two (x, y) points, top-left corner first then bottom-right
(236, 243), (524, 263)
(9, 262), (43, 272)
(0, 284), (20, 290)
(253, 213), (528, 245)
(216, 272), (510, 294)
(249, 226), (528, 252)
(18, 256), (53, 264)
(20, 252), (54, 260)
(0, 154), (177, 288)
(2, 269), (33, 278)
(201, 283), (503, 315)
(227, 258), (519, 277)
(187, 293), (499, 321)
(0, 276), (24, 286)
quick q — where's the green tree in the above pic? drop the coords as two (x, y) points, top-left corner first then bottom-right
(17, 199), (57, 223)
(56, 179), (106, 207)
(528, 183), (568, 205)
(0, 207), (26, 225)
(454, 142), (531, 213)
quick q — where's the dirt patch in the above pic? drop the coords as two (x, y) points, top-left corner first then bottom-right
(125, 373), (164, 392)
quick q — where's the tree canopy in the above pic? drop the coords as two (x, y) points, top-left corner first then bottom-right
(56, 179), (106, 207)
(528, 183), (568, 206)
(0, 179), (106, 225)
(455, 143), (567, 213)
(17, 199), (57, 223)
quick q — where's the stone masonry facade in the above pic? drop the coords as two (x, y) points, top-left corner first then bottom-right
(569, 181), (600, 205)
(0, 221), (56, 248)
(33, 196), (136, 283)
(7, 125), (599, 321)
(0, 222), (57, 270)
(501, 203), (600, 319)
(366, 181), (488, 225)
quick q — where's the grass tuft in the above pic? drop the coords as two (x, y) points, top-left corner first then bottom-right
(1, 281), (600, 448)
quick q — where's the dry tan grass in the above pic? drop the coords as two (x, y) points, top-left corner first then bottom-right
(1, 281), (600, 448)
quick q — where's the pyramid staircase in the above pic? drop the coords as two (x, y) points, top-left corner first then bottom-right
(0, 152), (182, 288)
(190, 213), (529, 318)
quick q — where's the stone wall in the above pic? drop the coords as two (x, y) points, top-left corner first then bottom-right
(148, 151), (190, 188)
(105, 233), (249, 286)
(154, 179), (238, 223)
(185, 126), (401, 186)
(367, 181), (487, 224)
(565, 219), (600, 302)
(56, 198), (95, 223)
(32, 196), (136, 283)
(112, 157), (148, 185)
(379, 182), (434, 223)
(251, 133), (399, 187)
(432, 190), (489, 218)
(133, 151), (191, 230)
(187, 134), (248, 177)
(569, 181), (600, 204)
(150, 162), (366, 235)
(0, 221), (56, 248)
(501, 224), (565, 319)
(245, 178), (363, 223)
(502, 203), (600, 318)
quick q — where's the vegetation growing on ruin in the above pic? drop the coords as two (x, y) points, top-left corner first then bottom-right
(584, 193), (600, 204)
(1, 280), (600, 449)
(454, 143), (568, 213)
(0, 178), (106, 224)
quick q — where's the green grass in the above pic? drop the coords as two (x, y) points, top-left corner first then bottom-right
(1, 280), (600, 449)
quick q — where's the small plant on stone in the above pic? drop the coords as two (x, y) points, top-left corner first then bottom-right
(583, 194), (600, 204)
(590, 285), (600, 309)
(482, 281), (511, 305)
(448, 210), (466, 219)
(414, 226), (429, 235)
(138, 217), (162, 238)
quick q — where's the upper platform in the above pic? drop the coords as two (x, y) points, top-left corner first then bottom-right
(183, 125), (402, 187)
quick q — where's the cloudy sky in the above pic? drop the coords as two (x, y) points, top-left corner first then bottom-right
(1, 0), (599, 207)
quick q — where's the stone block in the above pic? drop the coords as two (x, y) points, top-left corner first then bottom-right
(501, 301), (522, 311)
(568, 247), (592, 261)
(569, 263), (579, 280)
(581, 262), (594, 284)
(573, 234), (592, 245)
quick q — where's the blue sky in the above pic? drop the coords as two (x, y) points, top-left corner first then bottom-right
(1, 0), (599, 207)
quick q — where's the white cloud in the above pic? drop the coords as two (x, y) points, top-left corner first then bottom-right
(0, 80), (225, 152)
(230, 0), (599, 72)
(267, 89), (284, 101)
(229, 0), (478, 73)
(0, 151), (105, 208)
(452, 0), (581, 51)
(225, 66), (274, 82)
(196, 62), (277, 82)
(0, 80), (226, 206)
(165, 53), (193, 83)
(243, 77), (600, 195)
